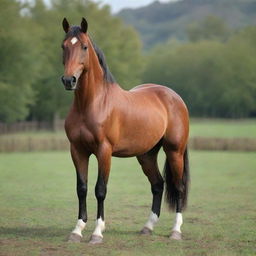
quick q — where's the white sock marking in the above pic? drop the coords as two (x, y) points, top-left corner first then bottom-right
(71, 219), (86, 237)
(71, 37), (78, 45)
(144, 212), (159, 231)
(172, 212), (183, 233)
(92, 218), (105, 238)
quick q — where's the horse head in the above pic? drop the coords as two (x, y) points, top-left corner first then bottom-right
(61, 17), (89, 90)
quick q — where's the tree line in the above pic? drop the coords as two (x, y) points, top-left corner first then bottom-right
(143, 16), (256, 118)
(118, 0), (256, 49)
(0, 0), (256, 124)
(0, 0), (143, 123)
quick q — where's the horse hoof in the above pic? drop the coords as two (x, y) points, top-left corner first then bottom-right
(170, 231), (182, 240)
(68, 233), (82, 243)
(89, 235), (103, 244)
(140, 227), (152, 235)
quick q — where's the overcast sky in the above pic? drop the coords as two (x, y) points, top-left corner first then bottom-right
(20, 0), (179, 13)
(98, 0), (178, 13)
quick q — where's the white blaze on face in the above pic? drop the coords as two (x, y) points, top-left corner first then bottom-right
(71, 37), (78, 45)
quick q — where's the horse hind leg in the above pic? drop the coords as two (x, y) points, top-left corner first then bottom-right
(137, 144), (164, 235)
(163, 145), (190, 240)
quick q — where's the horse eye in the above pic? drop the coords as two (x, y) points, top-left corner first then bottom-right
(82, 45), (88, 50)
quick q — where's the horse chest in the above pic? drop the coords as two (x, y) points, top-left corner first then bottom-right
(65, 118), (99, 151)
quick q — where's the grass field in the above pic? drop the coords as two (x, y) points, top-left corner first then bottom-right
(1, 119), (256, 140)
(0, 150), (255, 256)
(189, 119), (256, 138)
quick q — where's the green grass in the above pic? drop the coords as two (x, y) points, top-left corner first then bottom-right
(0, 151), (255, 256)
(1, 119), (256, 140)
(0, 130), (66, 139)
(190, 119), (256, 138)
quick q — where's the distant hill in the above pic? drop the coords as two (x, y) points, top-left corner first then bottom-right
(118, 0), (256, 48)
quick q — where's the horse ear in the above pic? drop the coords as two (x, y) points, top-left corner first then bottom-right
(81, 17), (88, 33)
(62, 18), (69, 33)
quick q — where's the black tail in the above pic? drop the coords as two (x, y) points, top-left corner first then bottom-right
(163, 147), (190, 211)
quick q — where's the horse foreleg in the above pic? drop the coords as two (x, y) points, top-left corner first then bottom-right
(68, 145), (90, 242)
(137, 153), (164, 235)
(89, 142), (112, 244)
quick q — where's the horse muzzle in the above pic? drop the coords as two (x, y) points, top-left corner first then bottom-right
(61, 75), (77, 90)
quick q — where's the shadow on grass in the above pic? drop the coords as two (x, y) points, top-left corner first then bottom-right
(0, 226), (140, 240)
(106, 229), (141, 236)
(0, 226), (70, 239)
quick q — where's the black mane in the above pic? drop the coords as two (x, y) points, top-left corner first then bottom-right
(64, 26), (116, 84)
(90, 39), (116, 84)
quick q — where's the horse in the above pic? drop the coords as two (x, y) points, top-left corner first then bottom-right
(60, 17), (190, 244)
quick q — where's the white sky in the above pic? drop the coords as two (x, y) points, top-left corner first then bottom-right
(20, 0), (178, 13)
(97, 0), (178, 13)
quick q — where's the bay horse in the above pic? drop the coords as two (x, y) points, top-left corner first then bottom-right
(61, 18), (190, 244)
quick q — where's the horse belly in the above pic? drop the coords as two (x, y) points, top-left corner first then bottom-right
(112, 116), (166, 157)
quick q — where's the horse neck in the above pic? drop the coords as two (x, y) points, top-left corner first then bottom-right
(73, 40), (112, 110)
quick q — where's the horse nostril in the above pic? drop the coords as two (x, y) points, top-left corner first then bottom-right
(61, 76), (65, 85)
(71, 76), (76, 86)
(61, 75), (77, 90)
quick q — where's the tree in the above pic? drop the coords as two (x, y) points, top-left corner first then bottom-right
(187, 15), (230, 42)
(28, 0), (144, 122)
(0, 0), (39, 122)
(143, 24), (256, 118)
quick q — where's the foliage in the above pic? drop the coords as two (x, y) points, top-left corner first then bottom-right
(29, 0), (143, 121)
(143, 24), (256, 118)
(187, 16), (231, 42)
(1, 0), (256, 122)
(0, 0), (143, 123)
(118, 0), (256, 48)
(0, 0), (38, 122)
